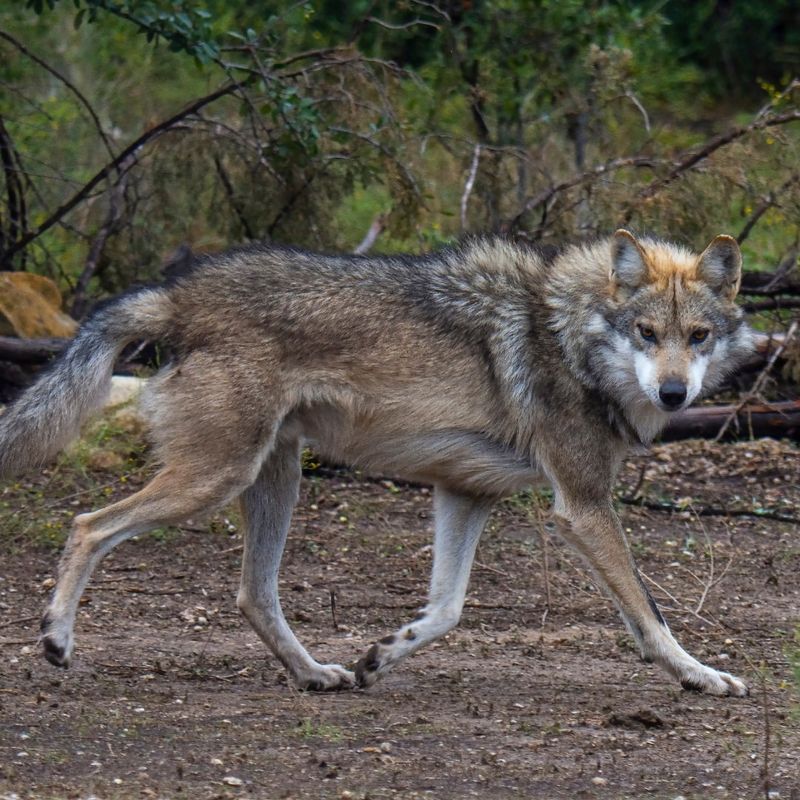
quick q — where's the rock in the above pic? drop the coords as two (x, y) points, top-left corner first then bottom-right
(0, 272), (77, 338)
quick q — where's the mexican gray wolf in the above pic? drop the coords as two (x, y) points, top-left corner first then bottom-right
(0, 229), (754, 696)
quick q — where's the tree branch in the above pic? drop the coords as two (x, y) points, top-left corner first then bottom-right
(70, 155), (136, 318)
(0, 28), (116, 166)
(0, 335), (66, 363)
(737, 172), (800, 244)
(0, 79), (247, 267)
(619, 494), (799, 525)
(353, 213), (387, 255)
(508, 156), (659, 231)
(741, 298), (800, 312)
(213, 154), (255, 241)
(0, 115), (27, 266)
(460, 143), (481, 231)
(624, 111), (800, 218)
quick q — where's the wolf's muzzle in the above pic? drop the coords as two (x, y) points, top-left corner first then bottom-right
(658, 379), (687, 409)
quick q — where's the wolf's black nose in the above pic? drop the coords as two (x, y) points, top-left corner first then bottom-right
(659, 379), (687, 408)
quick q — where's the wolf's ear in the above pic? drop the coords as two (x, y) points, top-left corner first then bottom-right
(610, 229), (648, 295)
(696, 235), (742, 301)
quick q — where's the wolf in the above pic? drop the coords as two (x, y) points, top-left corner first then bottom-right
(0, 229), (754, 696)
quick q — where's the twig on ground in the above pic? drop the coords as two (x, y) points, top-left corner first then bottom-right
(330, 588), (338, 630)
(619, 496), (799, 525)
(760, 665), (772, 800)
(216, 542), (244, 555)
(620, 462), (649, 503)
(686, 509), (733, 616)
(210, 667), (251, 682)
(474, 560), (510, 578)
(0, 615), (38, 630)
(530, 502), (553, 627)
(638, 570), (719, 629)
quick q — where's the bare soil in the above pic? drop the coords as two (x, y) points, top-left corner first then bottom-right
(1, 437), (799, 799)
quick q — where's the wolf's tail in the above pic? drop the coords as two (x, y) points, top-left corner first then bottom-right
(0, 287), (173, 477)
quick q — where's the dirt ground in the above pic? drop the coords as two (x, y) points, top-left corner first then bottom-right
(1, 436), (799, 799)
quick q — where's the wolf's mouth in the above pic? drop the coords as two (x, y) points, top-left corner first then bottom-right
(653, 398), (688, 414)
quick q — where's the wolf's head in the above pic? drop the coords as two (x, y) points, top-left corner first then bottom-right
(606, 228), (753, 411)
(552, 229), (754, 441)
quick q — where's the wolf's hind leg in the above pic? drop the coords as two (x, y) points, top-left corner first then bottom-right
(236, 438), (354, 691)
(41, 465), (252, 668)
(355, 486), (493, 688)
(552, 502), (748, 697)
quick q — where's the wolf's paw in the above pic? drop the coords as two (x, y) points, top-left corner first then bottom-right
(354, 641), (394, 689)
(297, 663), (356, 692)
(40, 613), (73, 669)
(679, 664), (748, 697)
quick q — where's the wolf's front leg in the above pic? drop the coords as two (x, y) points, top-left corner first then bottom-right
(551, 499), (748, 697)
(236, 440), (355, 691)
(354, 486), (494, 688)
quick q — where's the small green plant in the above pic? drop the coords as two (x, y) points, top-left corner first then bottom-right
(293, 718), (344, 743)
(791, 628), (800, 703)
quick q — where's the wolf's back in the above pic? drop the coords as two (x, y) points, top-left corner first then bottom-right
(0, 287), (172, 477)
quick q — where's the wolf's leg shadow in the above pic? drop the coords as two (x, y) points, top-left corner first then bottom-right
(354, 486), (494, 688)
(235, 436), (355, 691)
(40, 465), (255, 668)
(550, 497), (748, 697)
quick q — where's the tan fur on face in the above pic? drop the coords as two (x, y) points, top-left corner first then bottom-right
(637, 240), (698, 288)
(619, 231), (743, 298)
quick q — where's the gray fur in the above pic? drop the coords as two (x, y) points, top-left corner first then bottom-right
(2, 231), (754, 698)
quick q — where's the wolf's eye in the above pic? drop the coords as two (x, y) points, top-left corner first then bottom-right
(691, 328), (709, 343)
(638, 325), (657, 343)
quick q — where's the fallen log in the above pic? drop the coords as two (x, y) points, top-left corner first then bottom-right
(0, 335), (151, 402)
(742, 297), (800, 312)
(662, 400), (800, 442)
(740, 272), (800, 296)
(0, 335), (66, 363)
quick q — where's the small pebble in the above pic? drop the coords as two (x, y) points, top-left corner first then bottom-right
(591, 776), (608, 786)
(223, 776), (243, 787)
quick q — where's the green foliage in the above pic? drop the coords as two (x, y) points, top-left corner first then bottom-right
(2, 0), (799, 303)
(662, 0), (800, 97)
(26, 0), (222, 62)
